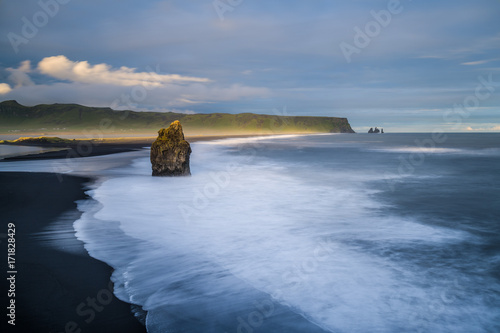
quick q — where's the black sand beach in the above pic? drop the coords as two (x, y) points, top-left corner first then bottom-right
(0, 142), (149, 161)
(0, 134), (276, 162)
(0, 133), (295, 332)
(0, 172), (146, 333)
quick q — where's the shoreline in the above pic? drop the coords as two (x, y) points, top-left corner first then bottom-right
(0, 134), (280, 331)
(0, 133), (298, 161)
(0, 172), (146, 333)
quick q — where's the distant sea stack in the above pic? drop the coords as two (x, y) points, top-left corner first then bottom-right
(368, 127), (383, 133)
(151, 121), (191, 176)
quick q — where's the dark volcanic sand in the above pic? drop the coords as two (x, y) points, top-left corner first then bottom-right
(0, 134), (279, 162)
(0, 142), (148, 161)
(0, 172), (146, 333)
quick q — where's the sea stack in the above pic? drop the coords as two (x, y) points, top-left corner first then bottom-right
(151, 120), (191, 176)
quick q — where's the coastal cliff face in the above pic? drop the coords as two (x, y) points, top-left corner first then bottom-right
(150, 121), (191, 176)
(0, 100), (355, 135)
(332, 118), (355, 133)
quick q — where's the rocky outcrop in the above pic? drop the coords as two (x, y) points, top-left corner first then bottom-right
(150, 121), (191, 176)
(368, 127), (382, 133)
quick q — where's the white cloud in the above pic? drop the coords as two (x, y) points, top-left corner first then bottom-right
(461, 58), (500, 66)
(0, 83), (12, 95)
(462, 60), (489, 66)
(1, 56), (271, 110)
(466, 125), (500, 131)
(3, 81), (270, 110)
(136, 107), (197, 114)
(17, 60), (30, 72)
(7, 60), (34, 88)
(37, 55), (211, 87)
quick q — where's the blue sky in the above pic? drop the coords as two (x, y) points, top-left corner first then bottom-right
(0, 0), (499, 132)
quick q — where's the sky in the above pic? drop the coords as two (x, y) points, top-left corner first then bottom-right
(0, 0), (499, 132)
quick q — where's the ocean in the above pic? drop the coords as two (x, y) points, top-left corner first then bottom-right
(2, 133), (499, 332)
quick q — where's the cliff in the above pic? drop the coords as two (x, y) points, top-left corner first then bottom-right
(0, 100), (355, 135)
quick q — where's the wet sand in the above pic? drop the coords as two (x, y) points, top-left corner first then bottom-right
(0, 172), (146, 333)
(0, 134), (276, 162)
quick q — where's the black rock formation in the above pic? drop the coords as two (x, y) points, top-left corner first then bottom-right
(368, 127), (383, 133)
(150, 120), (191, 176)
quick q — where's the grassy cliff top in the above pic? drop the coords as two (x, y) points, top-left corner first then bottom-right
(0, 100), (355, 135)
(0, 136), (75, 144)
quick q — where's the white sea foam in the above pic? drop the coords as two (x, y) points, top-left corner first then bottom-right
(369, 147), (464, 154)
(1, 134), (498, 331)
(369, 147), (500, 156)
(71, 139), (499, 332)
(196, 133), (313, 146)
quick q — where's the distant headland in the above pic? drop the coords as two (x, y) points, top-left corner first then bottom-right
(0, 100), (355, 136)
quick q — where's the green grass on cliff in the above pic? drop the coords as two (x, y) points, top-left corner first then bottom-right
(0, 136), (76, 144)
(0, 100), (355, 135)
